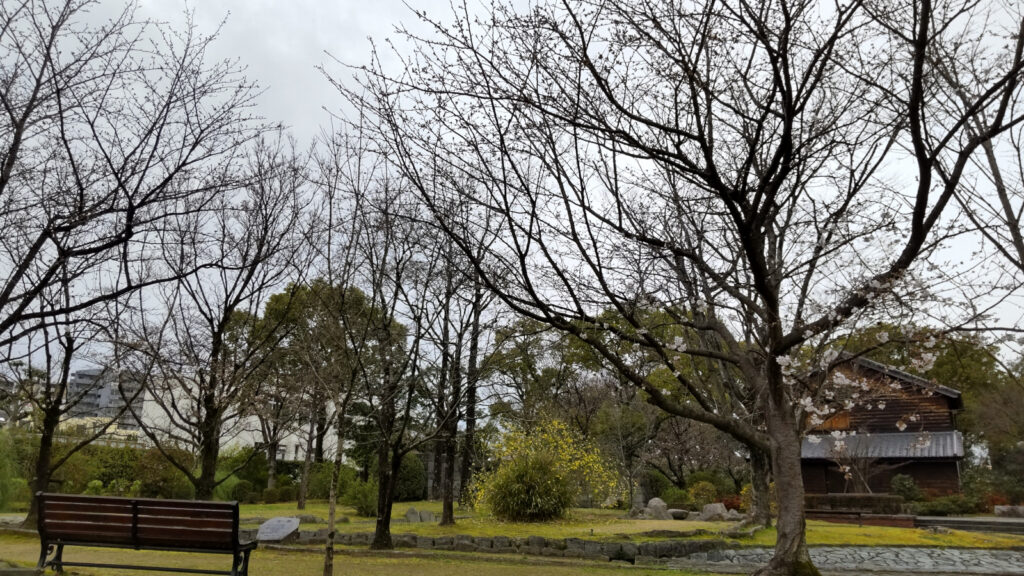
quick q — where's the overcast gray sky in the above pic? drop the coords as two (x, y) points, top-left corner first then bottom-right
(129, 0), (452, 143)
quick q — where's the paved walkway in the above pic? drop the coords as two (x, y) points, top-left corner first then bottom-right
(668, 547), (1024, 574)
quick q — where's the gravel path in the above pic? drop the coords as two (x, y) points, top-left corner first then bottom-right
(668, 547), (1024, 574)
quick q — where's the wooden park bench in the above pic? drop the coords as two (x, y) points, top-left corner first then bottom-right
(36, 492), (257, 576)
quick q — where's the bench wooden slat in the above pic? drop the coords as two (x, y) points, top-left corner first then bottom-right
(46, 498), (133, 510)
(136, 507), (235, 521)
(42, 494), (236, 509)
(45, 510), (134, 524)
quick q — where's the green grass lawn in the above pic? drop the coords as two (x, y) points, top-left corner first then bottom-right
(238, 501), (1024, 548)
(0, 533), (724, 576)
(241, 501), (732, 541)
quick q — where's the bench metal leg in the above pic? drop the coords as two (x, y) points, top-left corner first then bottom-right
(36, 542), (65, 574)
(36, 542), (51, 569)
(241, 549), (251, 576)
(52, 543), (65, 574)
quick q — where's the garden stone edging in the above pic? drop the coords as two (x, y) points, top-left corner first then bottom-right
(259, 529), (732, 563)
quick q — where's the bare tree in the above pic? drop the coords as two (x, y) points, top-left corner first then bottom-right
(345, 1), (1024, 574)
(0, 0), (263, 348)
(4, 265), (147, 525)
(128, 136), (311, 500)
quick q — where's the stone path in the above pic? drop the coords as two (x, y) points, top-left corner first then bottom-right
(668, 547), (1024, 574)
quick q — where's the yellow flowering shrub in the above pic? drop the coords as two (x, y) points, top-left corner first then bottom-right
(473, 420), (619, 521)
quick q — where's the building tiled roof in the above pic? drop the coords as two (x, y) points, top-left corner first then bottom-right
(801, 430), (964, 460)
(851, 356), (962, 403)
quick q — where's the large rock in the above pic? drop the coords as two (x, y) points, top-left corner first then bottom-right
(698, 502), (729, 522)
(643, 497), (673, 520)
(405, 507), (419, 523)
(724, 509), (746, 521)
(995, 505), (1024, 518)
(418, 510), (436, 523)
(668, 509), (690, 520)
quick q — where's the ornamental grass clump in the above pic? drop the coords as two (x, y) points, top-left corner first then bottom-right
(474, 420), (618, 522)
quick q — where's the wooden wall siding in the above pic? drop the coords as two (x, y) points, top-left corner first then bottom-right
(814, 367), (957, 434)
(800, 460), (960, 495)
(802, 462), (829, 494)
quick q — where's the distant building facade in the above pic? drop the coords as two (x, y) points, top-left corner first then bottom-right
(66, 368), (146, 431)
(801, 356), (964, 495)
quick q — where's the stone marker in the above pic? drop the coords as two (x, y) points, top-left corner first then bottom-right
(419, 510), (436, 523)
(698, 502), (728, 522)
(644, 497), (673, 520)
(257, 517), (300, 542)
(405, 507), (419, 522)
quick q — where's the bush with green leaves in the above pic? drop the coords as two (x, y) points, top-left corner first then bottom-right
(394, 454), (427, 502)
(687, 470), (738, 497)
(478, 450), (575, 522)
(688, 481), (718, 509)
(134, 448), (194, 499)
(105, 478), (140, 497)
(661, 486), (692, 510)
(231, 479), (256, 503)
(83, 480), (104, 495)
(473, 420), (618, 521)
(890, 474), (923, 502)
(276, 484), (297, 502)
(218, 447), (268, 489)
(343, 479), (378, 517)
(0, 430), (22, 510)
(306, 462), (357, 500)
(911, 494), (983, 516)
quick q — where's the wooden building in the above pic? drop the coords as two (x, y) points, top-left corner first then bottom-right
(801, 356), (964, 495)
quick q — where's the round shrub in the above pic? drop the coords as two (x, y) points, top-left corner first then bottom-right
(890, 474), (922, 502)
(231, 479), (255, 503)
(688, 481), (718, 509)
(473, 420), (619, 519)
(83, 480), (104, 495)
(661, 486), (692, 510)
(343, 480), (378, 517)
(262, 487), (281, 504)
(480, 451), (574, 522)
(277, 484), (297, 502)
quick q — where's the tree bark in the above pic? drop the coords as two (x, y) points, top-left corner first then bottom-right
(458, 284), (483, 504)
(22, 403), (60, 527)
(266, 440), (279, 490)
(370, 444), (402, 550)
(194, 405), (222, 500)
(749, 446), (773, 527)
(314, 405), (329, 463)
(298, 416), (317, 510)
(754, 396), (819, 576)
(439, 426), (457, 525)
(321, 415), (347, 576)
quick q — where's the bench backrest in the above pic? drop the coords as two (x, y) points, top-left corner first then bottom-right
(37, 493), (241, 551)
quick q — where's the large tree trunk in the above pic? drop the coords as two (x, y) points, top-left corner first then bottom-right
(458, 286), (483, 504)
(297, 416), (317, 510)
(314, 405), (329, 463)
(439, 426), (457, 525)
(750, 446), (773, 527)
(266, 440), (280, 490)
(370, 444), (402, 550)
(321, 417), (347, 576)
(22, 404), (61, 527)
(754, 395), (819, 576)
(194, 409), (222, 500)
